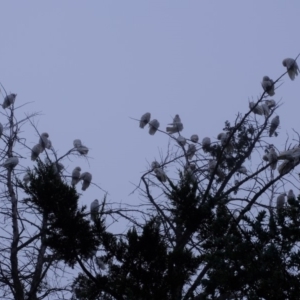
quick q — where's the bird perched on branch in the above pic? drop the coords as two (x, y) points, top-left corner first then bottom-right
(80, 172), (92, 191)
(139, 112), (151, 129)
(31, 144), (43, 161)
(287, 189), (296, 200)
(71, 167), (81, 186)
(268, 147), (278, 170)
(237, 166), (247, 175)
(2, 157), (19, 169)
(177, 136), (186, 147)
(148, 119), (160, 135)
(2, 93), (16, 109)
(282, 58), (299, 81)
(190, 134), (199, 143)
(202, 137), (211, 153)
(261, 76), (275, 96)
(265, 99), (276, 109)
(73, 139), (82, 148)
(278, 146), (300, 161)
(73, 139), (89, 155)
(39, 133), (50, 152)
(154, 167), (167, 182)
(208, 159), (225, 179)
(187, 144), (196, 160)
(249, 102), (264, 115)
(277, 193), (286, 210)
(269, 116), (280, 137)
(90, 199), (99, 222)
(166, 114), (183, 134)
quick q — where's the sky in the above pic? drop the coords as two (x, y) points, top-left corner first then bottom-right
(1, 1), (300, 298)
(0, 1), (300, 219)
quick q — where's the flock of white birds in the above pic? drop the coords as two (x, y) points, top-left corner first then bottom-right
(139, 58), (300, 211)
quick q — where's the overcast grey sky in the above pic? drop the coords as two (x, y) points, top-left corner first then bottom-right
(1, 2), (300, 227)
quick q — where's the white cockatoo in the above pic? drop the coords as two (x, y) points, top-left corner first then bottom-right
(208, 159), (225, 179)
(186, 144), (196, 160)
(184, 163), (196, 182)
(278, 146), (300, 161)
(237, 166), (247, 175)
(39, 132), (50, 152)
(80, 172), (92, 191)
(154, 167), (167, 182)
(202, 137), (211, 153)
(261, 76), (275, 96)
(2, 93), (16, 109)
(71, 166), (81, 186)
(287, 189), (296, 200)
(31, 144), (43, 161)
(77, 146), (89, 155)
(268, 147), (278, 170)
(177, 136), (186, 147)
(282, 58), (299, 81)
(190, 134), (199, 143)
(265, 99), (276, 109)
(2, 156), (19, 169)
(277, 160), (295, 176)
(269, 116), (280, 137)
(249, 102), (264, 115)
(261, 103), (270, 118)
(166, 114), (183, 134)
(90, 199), (99, 222)
(151, 161), (160, 170)
(139, 112), (151, 129)
(217, 132), (233, 153)
(148, 119), (160, 135)
(277, 193), (286, 209)
(73, 139), (82, 148)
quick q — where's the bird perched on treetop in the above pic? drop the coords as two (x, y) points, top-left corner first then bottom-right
(80, 172), (92, 191)
(90, 199), (99, 222)
(261, 76), (275, 96)
(269, 116), (280, 137)
(139, 112), (151, 129)
(2, 157), (19, 169)
(71, 167), (81, 186)
(282, 58), (299, 81)
(2, 93), (16, 109)
(166, 114), (183, 134)
(148, 119), (160, 135)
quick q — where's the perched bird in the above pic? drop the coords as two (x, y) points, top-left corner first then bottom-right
(77, 146), (89, 155)
(287, 189), (296, 200)
(186, 144), (196, 160)
(73, 139), (82, 148)
(184, 163), (196, 182)
(237, 166), (247, 175)
(90, 199), (99, 222)
(2, 156), (19, 169)
(262, 154), (269, 162)
(282, 58), (299, 81)
(151, 161), (160, 170)
(177, 136), (186, 147)
(268, 147), (278, 170)
(208, 159), (225, 179)
(261, 76), (275, 96)
(265, 99), (276, 109)
(2, 93), (16, 109)
(166, 114), (183, 134)
(190, 134), (199, 143)
(261, 103), (270, 118)
(269, 116), (280, 137)
(39, 133), (50, 152)
(56, 162), (64, 172)
(277, 193), (286, 210)
(202, 137), (211, 153)
(277, 160), (295, 176)
(154, 167), (167, 182)
(148, 119), (160, 135)
(233, 179), (239, 195)
(31, 144), (43, 161)
(71, 166), (81, 186)
(249, 102), (264, 115)
(278, 146), (300, 161)
(217, 132), (233, 153)
(95, 257), (106, 270)
(45, 139), (52, 149)
(139, 112), (151, 129)
(80, 172), (92, 191)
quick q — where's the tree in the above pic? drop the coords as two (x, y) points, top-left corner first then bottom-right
(68, 56), (300, 300)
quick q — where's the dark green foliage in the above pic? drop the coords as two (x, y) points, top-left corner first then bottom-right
(21, 160), (101, 267)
